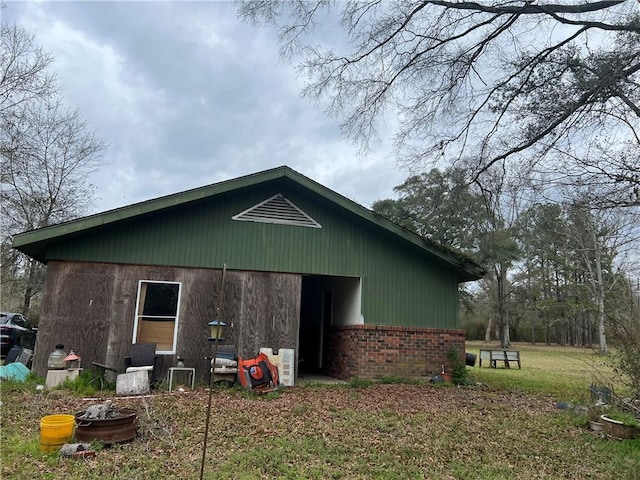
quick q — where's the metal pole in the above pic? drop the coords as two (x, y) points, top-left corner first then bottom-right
(199, 263), (226, 480)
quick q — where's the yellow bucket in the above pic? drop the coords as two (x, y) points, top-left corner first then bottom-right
(40, 414), (75, 452)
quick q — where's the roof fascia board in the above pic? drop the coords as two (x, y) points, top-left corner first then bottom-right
(12, 167), (288, 249)
(281, 168), (484, 280)
(12, 165), (484, 281)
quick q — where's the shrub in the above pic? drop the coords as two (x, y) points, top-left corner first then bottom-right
(608, 312), (640, 400)
(448, 349), (470, 386)
(57, 370), (98, 396)
(612, 343), (640, 397)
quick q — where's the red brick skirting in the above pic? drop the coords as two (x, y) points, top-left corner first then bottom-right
(325, 324), (465, 381)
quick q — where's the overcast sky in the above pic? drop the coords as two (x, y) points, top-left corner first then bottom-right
(3, 0), (407, 214)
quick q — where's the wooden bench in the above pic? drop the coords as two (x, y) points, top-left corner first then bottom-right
(479, 349), (521, 369)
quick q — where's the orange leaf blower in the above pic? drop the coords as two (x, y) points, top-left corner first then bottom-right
(237, 352), (280, 393)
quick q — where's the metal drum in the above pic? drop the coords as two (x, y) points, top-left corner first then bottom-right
(74, 408), (137, 444)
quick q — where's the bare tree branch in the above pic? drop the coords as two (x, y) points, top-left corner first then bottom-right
(240, 0), (640, 208)
(1, 21), (106, 316)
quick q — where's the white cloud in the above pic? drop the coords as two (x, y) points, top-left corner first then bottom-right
(4, 0), (404, 214)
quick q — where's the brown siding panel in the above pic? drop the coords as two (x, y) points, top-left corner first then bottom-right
(34, 261), (301, 383)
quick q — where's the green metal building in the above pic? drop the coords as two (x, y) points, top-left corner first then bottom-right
(13, 166), (483, 382)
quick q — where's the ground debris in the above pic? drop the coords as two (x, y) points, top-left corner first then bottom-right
(60, 442), (92, 457)
(79, 399), (116, 419)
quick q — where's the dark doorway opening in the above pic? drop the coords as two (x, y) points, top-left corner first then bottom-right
(298, 275), (361, 376)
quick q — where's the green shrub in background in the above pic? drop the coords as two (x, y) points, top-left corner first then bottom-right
(57, 371), (100, 396)
(606, 313), (640, 421)
(448, 348), (471, 385)
(611, 338), (640, 399)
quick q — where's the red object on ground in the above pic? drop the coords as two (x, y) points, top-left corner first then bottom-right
(238, 353), (279, 392)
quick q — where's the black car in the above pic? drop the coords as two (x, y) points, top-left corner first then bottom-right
(0, 312), (37, 358)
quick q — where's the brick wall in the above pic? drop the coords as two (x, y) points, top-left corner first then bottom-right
(325, 325), (465, 380)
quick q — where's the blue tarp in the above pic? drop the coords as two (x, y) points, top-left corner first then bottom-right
(0, 362), (30, 381)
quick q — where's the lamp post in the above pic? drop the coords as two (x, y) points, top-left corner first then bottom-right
(199, 264), (227, 480)
(207, 320), (226, 342)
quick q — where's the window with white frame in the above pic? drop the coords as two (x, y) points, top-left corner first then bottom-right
(133, 280), (181, 354)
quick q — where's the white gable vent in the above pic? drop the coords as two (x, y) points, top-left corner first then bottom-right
(232, 194), (321, 228)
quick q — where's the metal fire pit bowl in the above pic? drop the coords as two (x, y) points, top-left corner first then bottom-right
(74, 408), (137, 445)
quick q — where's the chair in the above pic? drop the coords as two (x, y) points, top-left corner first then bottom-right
(210, 345), (237, 384)
(214, 344), (236, 362)
(16, 348), (33, 368)
(2, 346), (33, 368)
(3, 345), (22, 364)
(125, 343), (159, 386)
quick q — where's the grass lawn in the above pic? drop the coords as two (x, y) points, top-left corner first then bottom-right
(465, 341), (625, 402)
(1, 342), (638, 480)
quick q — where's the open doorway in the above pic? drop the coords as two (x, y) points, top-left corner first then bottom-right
(298, 275), (361, 375)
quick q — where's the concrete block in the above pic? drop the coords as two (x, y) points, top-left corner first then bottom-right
(116, 371), (149, 395)
(45, 369), (81, 388)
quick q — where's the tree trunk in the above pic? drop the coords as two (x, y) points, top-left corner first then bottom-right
(594, 231), (607, 354)
(484, 315), (493, 342)
(527, 261), (536, 344)
(530, 320), (535, 345)
(21, 258), (37, 316)
(497, 263), (511, 348)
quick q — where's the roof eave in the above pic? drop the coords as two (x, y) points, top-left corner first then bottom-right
(279, 168), (484, 282)
(12, 167), (290, 252)
(12, 165), (485, 281)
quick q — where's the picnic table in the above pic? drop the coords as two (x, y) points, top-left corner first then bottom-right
(479, 348), (521, 369)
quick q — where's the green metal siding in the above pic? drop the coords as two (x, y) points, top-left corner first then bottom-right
(44, 181), (460, 328)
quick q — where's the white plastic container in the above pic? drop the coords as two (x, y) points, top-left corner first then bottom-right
(47, 344), (67, 369)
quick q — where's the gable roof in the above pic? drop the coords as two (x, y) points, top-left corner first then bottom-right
(12, 166), (484, 281)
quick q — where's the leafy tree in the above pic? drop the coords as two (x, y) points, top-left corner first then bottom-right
(607, 275), (640, 398)
(564, 204), (640, 353)
(514, 203), (574, 344)
(240, 1), (640, 205)
(0, 22), (105, 319)
(477, 226), (520, 347)
(373, 167), (522, 347)
(511, 198), (638, 350)
(372, 168), (488, 251)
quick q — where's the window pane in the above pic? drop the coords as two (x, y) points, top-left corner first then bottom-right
(142, 283), (179, 316)
(14, 316), (29, 328)
(137, 318), (175, 351)
(135, 281), (181, 354)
